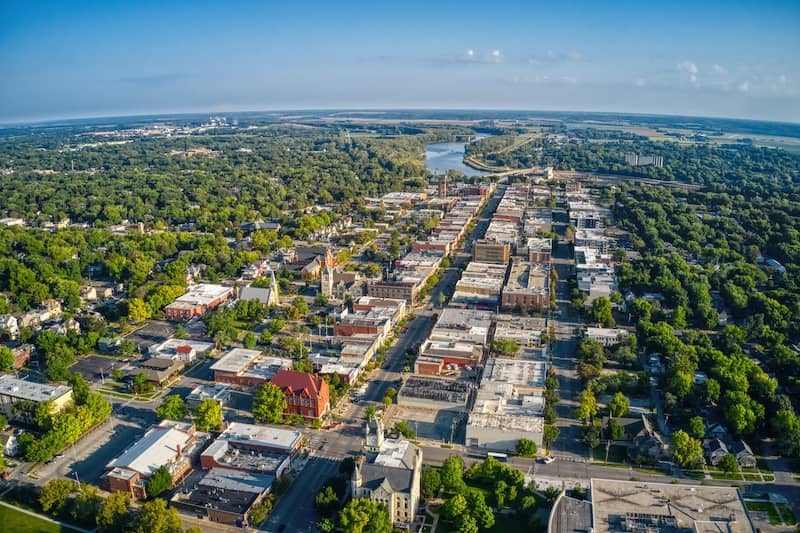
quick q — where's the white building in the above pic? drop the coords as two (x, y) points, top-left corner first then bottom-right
(150, 338), (214, 362)
(0, 315), (19, 339)
(466, 381), (544, 452)
(585, 327), (628, 347)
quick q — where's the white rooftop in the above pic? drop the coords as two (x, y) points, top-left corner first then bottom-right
(210, 348), (263, 374)
(152, 338), (214, 355)
(0, 375), (72, 403)
(171, 283), (232, 306)
(374, 438), (418, 469)
(107, 423), (192, 477)
(199, 467), (273, 494)
(222, 422), (302, 452)
(482, 358), (547, 390)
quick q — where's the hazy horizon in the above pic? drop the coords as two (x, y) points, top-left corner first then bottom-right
(2, 0), (799, 123)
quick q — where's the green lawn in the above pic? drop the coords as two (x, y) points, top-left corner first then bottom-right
(0, 505), (79, 533)
(776, 503), (797, 525)
(485, 513), (531, 532)
(710, 471), (742, 480)
(746, 501), (781, 525)
(599, 445), (628, 464)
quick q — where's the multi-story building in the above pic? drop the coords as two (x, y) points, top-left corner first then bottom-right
(527, 237), (552, 264)
(0, 375), (73, 423)
(171, 467), (274, 527)
(466, 381), (544, 452)
(271, 370), (330, 420)
(211, 348), (292, 389)
(368, 280), (421, 305)
(105, 420), (197, 499)
(501, 260), (548, 310)
(574, 229), (611, 254)
(164, 284), (233, 321)
(585, 327), (628, 347)
(200, 422), (301, 477)
(472, 240), (511, 264)
(352, 417), (422, 528)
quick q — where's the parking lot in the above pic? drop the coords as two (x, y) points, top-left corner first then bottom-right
(124, 320), (176, 353)
(32, 416), (144, 486)
(70, 355), (126, 384)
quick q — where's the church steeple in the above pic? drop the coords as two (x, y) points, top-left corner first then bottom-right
(365, 412), (384, 452)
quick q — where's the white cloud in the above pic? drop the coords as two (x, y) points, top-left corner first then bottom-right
(677, 61), (699, 83)
(712, 64), (727, 75)
(466, 49), (474, 58)
(527, 50), (583, 65)
(634, 78), (647, 87)
(737, 81), (750, 93)
(491, 49), (502, 58)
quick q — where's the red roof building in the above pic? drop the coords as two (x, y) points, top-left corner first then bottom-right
(270, 370), (330, 420)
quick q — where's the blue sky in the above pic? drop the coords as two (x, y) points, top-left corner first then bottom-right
(1, 0), (799, 123)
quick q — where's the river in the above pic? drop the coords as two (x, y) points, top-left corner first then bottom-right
(424, 135), (490, 176)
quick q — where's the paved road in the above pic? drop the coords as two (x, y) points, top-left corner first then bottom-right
(263, 455), (342, 533)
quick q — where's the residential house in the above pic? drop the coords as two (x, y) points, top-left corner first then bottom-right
(9, 344), (32, 369)
(603, 414), (669, 462)
(0, 430), (19, 457)
(0, 316), (19, 340)
(98, 337), (123, 354)
(79, 286), (98, 301)
(703, 438), (729, 467)
(730, 440), (756, 468)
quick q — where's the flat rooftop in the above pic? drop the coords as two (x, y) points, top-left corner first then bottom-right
(173, 467), (272, 517)
(203, 440), (287, 474)
(200, 467), (274, 494)
(590, 478), (754, 533)
(586, 327), (628, 339)
(187, 383), (230, 402)
(0, 375), (72, 403)
(169, 283), (232, 306)
(435, 308), (493, 329)
(399, 376), (471, 405)
(222, 422), (302, 452)
(108, 423), (192, 477)
(549, 495), (592, 533)
(210, 348), (263, 374)
(482, 358), (546, 390)
(505, 260), (547, 292)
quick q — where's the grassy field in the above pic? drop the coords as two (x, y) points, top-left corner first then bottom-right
(776, 503), (797, 525)
(486, 513), (532, 532)
(745, 501), (781, 525)
(0, 505), (79, 533)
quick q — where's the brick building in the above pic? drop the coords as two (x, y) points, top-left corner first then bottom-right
(271, 370), (330, 420)
(164, 284), (233, 321)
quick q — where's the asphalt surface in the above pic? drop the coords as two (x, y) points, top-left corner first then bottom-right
(263, 456), (342, 533)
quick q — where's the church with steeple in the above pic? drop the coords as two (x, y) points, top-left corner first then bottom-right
(351, 413), (422, 528)
(320, 249), (336, 300)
